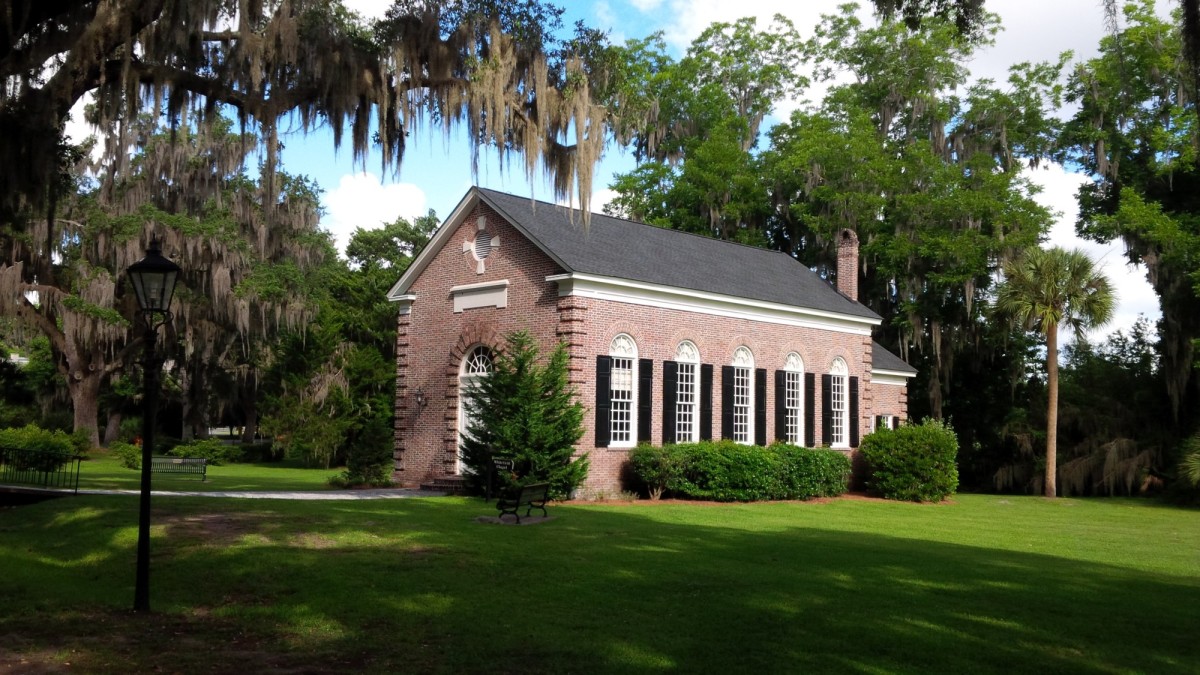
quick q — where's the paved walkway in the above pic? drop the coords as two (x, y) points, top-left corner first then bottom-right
(5, 486), (447, 500)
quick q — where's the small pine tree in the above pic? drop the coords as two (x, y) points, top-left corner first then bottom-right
(460, 331), (588, 499)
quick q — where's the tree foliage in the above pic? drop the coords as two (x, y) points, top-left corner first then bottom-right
(1062, 0), (1200, 426)
(260, 211), (436, 479)
(1, 0), (621, 229)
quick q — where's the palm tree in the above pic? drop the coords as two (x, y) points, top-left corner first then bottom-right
(995, 247), (1115, 497)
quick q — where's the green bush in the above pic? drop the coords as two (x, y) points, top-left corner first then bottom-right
(627, 444), (688, 499)
(460, 331), (588, 500)
(859, 418), (960, 502)
(169, 438), (243, 465)
(627, 441), (850, 502)
(770, 443), (855, 499)
(110, 441), (141, 470)
(0, 424), (78, 471)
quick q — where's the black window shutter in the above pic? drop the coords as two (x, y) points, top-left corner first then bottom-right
(595, 356), (612, 447)
(805, 373), (816, 447)
(774, 370), (786, 443)
(721, 365), (735, 440)
(700, 364), (714, 441)
(638, 358), (653, 443)
(662, 361), (678, 444)
(755, 368), (767, 446)
(821, 374), (833, 447)
(849, 376), (860, 448)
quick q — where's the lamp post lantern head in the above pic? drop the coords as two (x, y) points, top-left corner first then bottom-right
(128, 239), (181, 316)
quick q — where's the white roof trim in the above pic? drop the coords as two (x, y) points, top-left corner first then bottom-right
(871, 370), (913, 386)
(548, 272), (880, 335)
(393, 294), (417, 315)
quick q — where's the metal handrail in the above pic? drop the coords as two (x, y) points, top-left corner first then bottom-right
(0, 446), (82, 493)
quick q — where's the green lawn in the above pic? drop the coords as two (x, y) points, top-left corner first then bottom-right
(1, 494), (1197, 674)
(76, 452), (345, 492)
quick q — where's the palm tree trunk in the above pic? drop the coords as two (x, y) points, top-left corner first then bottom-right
(1045, 324), (1059, 498)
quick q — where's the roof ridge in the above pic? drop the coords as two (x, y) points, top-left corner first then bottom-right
(475, 186), (800, 262)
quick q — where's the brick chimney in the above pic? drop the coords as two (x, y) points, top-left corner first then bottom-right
(836, 229), (859, 301)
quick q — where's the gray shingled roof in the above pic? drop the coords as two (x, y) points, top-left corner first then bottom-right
(872, 342), (917, 374)
(477, 188), (881, 321)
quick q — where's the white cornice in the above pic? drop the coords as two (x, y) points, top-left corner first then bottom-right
(394, 294), (417, 315)
(548, 273), (880, 335)
(870, 370), (912, 386)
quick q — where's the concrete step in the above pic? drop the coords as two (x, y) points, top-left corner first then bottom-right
(421, 475), (467, 494)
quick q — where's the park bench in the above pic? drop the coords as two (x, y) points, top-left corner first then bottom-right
(151, 456), (207, 481)
(495, 482), (550, 524)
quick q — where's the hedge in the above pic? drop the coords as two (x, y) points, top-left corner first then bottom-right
(859, 418), (959, 502)
(0, 424), (81, 472)
(627, 440), (850, 502)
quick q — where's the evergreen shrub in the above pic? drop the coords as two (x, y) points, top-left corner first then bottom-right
(460, 331), (588, 500)
(169, 438), (243, 465)
(627, 444), (688, 499)
(110, 441), (141, 469)
(627, 441), (850, 502)
(859, 418), (959, 502)
(0, 424), (78, 471)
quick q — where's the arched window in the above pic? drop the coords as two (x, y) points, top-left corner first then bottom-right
(608, 334), (638, 447)
(829, 358), (849, 448)
(783, 352), (804, 445)
(674, 341), (700, 443)
(458, 346), (493, 473)
(732, 346), (754, 444)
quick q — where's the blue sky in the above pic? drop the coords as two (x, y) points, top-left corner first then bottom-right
(68, 0), (1171, 338)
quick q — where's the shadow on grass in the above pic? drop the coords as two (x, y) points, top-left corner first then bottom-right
(1, 497), (1197, 674)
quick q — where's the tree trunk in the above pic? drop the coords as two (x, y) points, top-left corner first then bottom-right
(103, 410), (123, 446)
(238, 381), (258, 444)
(1044, 324), (1059, 498)
(241, 401), (258, 443)
(69, 369), (103, 449)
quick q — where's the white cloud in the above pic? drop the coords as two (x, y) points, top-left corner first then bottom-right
(342, 0), (393, 21)
(629, 0), (664, 12)
(1024, 164), (1160, 341)
(322, 173), (427, 256)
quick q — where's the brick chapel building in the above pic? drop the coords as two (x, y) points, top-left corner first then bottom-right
(387, 187), (915, 493)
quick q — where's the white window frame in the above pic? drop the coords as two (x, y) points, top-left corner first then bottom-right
(830, 358), (849, 449)
(732, 347), (754, 445)
(675, 341), (700, 443)
(609, 334), (638, 448)
(784, 352), (804, 446)
(458, 346), (493, 474)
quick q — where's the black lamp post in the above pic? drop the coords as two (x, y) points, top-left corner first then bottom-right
(126, 239), (180, 613)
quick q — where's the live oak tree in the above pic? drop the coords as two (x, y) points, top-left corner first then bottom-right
(0, 116), (328, 446)
(604, 15), (804, 241)
(1066, 0), (1200, 427)
(1, 0), (616, 230)
(767, 6), (1063, 419)
(995, 247), (1115, 498)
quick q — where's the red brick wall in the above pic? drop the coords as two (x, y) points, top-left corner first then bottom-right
(573, 297), (890, 493)
(393, 202), (566, 486)
(395, 200), (910, 494)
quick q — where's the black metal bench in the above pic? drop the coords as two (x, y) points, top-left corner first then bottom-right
(151, 456), (207, 481)
(496, 482), (549, 523)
